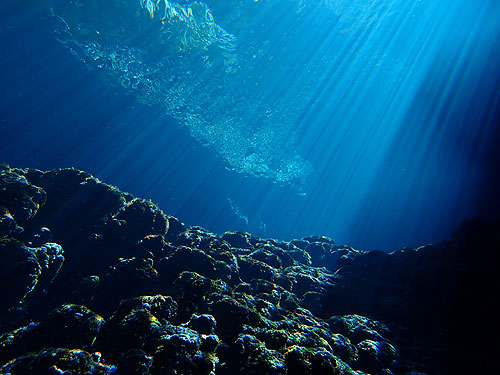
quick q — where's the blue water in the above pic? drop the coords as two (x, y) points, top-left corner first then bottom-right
(1, 0), (499, 251)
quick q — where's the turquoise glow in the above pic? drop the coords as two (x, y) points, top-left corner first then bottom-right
(1, 0), (499, 250)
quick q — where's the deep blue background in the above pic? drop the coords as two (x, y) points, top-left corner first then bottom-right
(1, 0), (499, 251)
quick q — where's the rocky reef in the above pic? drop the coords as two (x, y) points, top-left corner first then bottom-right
(0, 165), (498, 374)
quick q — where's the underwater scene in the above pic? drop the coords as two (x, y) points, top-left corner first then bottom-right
(1, 0), (499, 374)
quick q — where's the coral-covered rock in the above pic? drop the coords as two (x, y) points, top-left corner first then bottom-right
(116, 349), (153, 375)
(305, 242), (329, 266)
(286, 244), (312, 266)
(137, 234), (168, 260)
(210, 296), (261, 342)
(165, 215), (187, 243)
(94, 256), (159, 312)
(328, 333), (358, 365)
(1, 167), (499, 374)
(250, 248), (283, 269)
(24, 168), (125, 246)
(94, 295), (177, 359)
(158, 246), (234, 285)
(219, 334), (286, 375)
(284, 345), (340, 375)
(355, 340), (398, 373)
(151, 324), (218, 375)
(327, 315), (392, 344)
(0, 166), (46, 226)
(284, 265), (335, 297)
(222, 231), (255, 249)
(0, 304), (103, 366)
(0, 205), (21, 239)
(71, 275), (100, 306)
(94, 307), (163, 360)
(112, 198), (168, 244)
(0, 348), (116, 375)
(237, 254), (280, 283)
(114, 295), (178, 325)
(254, 328), (290, 351)
(186, 313), (217, 334)
(0, 239), (41, 314)
(171, 271), (229, 322)
(30, 242), (64, 289)
(40, 304), (104, 348)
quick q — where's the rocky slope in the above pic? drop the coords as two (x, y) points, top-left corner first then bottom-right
(0, 165), (498, 374)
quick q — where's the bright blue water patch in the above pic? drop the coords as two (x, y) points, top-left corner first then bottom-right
(1, 0), (499, 250)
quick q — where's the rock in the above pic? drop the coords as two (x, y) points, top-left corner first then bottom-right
(186, 313), (217, 334)
(116, 349), (153, 375)
(0, 348), (116, 375)
(355, 340), (398, 373)
(237, 254), (280, 283)
(200, 334), (219, 353)
(114, 295), (178, 325)
(250, 248), (283, 269)
(71, 275), (100, 306)
(24, 168), (125, 249)
(254, 328), (290, 351)
(251, 243), (296, 269)
(302, 236), (335, 245)
(284, 345), (340, 375)
(327, 315), (392, 344)
(94, 308), (163, 360)
(222, 231), (254, 249)
(113, 199), (168, 244)
(165, 215), (186, 243)
(300, 290), (325, 315)
(1, 167), (499, 374)
(0, 239), (41, 314)
(220, 334), (286, 375)
(210, 296), (261, 342)
(36, 304), (104, 347)
(289, 239), (309, 250)
(305, 242), (329, 265)
(30, 242), (65, 289)
(284, 265), (334, 297)
(151, 324), (218, 375)
(0, 166), (46, 226)
(92, 256), (159, 314)
(0, 205), (22, 239)
(158, 245), (234, 285)
(172, 229), (203, 248)
(137, 234), (167, 259)
(93, 296), (177, 359)
(286, 245), (312, 266)
(328, 333), (358, 364)
(0, 304), (104, 366)
(171, 271), (229, 322)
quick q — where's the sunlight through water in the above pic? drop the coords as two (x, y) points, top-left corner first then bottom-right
(2, 0), (499, 250)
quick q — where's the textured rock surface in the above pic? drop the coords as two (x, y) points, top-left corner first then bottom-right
(0, 165), (498, 374)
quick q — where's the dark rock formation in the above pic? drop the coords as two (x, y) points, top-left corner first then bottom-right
(0, 165), (498, 374)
